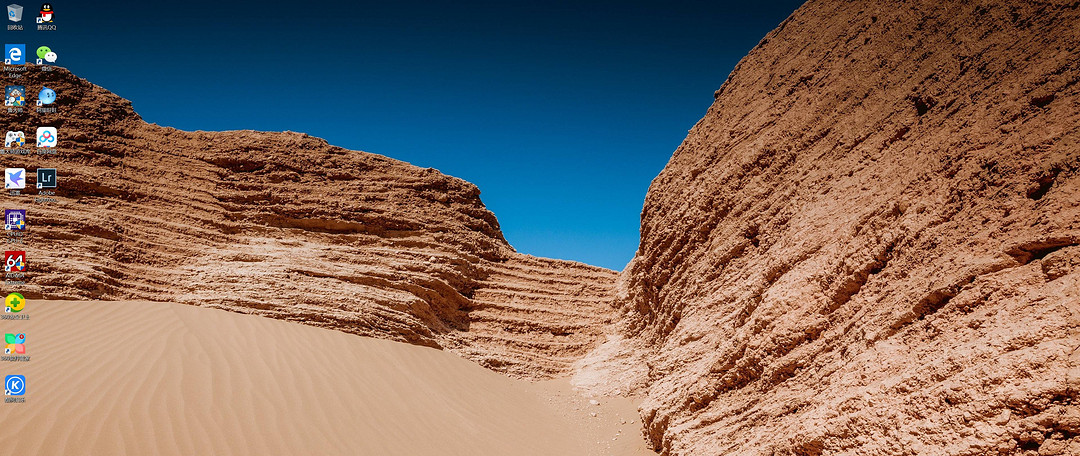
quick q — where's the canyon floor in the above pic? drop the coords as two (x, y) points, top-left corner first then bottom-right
(0, 301), (651, 456)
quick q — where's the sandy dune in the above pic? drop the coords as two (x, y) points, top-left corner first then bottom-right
(0, 301), (648, 455)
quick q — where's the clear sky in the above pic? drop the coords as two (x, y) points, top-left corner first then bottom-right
(21, 0), (803, 270)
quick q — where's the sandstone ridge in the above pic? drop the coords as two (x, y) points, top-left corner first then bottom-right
(0, 68), (615, 379)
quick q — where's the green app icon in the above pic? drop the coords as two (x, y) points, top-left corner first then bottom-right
(36, 46), (50, 59)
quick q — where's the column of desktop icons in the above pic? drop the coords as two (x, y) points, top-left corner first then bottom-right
(0, 166), (28, 398)
(0, 170), (25, 395)
(2, 207), (27, 398)
(2, 330), (26, 397)
(2, 168), (29, 397)
(3, 3), (53, 403)
(1, 44), (42, 393)
(3, 208), (26, 319)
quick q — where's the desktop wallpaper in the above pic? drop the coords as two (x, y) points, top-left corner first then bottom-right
(0, 1), (1078, 455)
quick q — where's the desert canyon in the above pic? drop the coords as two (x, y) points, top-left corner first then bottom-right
(1, 0), (1078, 455)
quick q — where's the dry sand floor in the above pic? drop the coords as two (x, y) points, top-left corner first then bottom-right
(0, 300), (651, 455)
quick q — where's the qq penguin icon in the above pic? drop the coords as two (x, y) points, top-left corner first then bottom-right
(35, 126), (56, 148)
(37, 3), (52, 23)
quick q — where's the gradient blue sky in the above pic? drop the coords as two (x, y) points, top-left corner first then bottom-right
(16, 0), (802, 270)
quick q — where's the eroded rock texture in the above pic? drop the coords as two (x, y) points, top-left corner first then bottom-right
(615, 0), (1080, 454)
(1, 68), (615, 379)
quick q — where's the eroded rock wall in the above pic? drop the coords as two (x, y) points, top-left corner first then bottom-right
(618, 0), (1080, 453)
(2, 68), (615, 378)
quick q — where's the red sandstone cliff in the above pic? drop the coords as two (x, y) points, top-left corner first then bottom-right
(604, 0), (1080, 454)
(0, 68), (615, 379)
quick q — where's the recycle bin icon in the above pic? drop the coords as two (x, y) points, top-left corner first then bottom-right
(7, 4), (21, 22)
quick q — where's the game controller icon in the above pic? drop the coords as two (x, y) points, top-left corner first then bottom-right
(4, 131), (24, 148)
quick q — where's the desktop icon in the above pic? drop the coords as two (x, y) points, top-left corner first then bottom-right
(4, 209), (25, 230)
(5, 292), (24, 312)
(34, 45), (54, 64)
(4, 374), (24, 395)
(35, 3), (49, 23)
(36, 168), (54, 189)
(6, 4), (21, 22)
(4, 333), (24, 354)
(35, 127), (55, 147)
(5, 168), (24, 189)
(37, 86), (54, 105)
(4, 131), (24, 148)
(4, 251), (24, 272)
(5, 85), (24, 107)
(4, 44), (24, 65)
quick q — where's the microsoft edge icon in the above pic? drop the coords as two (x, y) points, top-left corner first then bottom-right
(5, 374), (24, 396)
(5, 44), (25, 65)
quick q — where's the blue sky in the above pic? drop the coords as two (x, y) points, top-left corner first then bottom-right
(15, 0), (803, 270)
